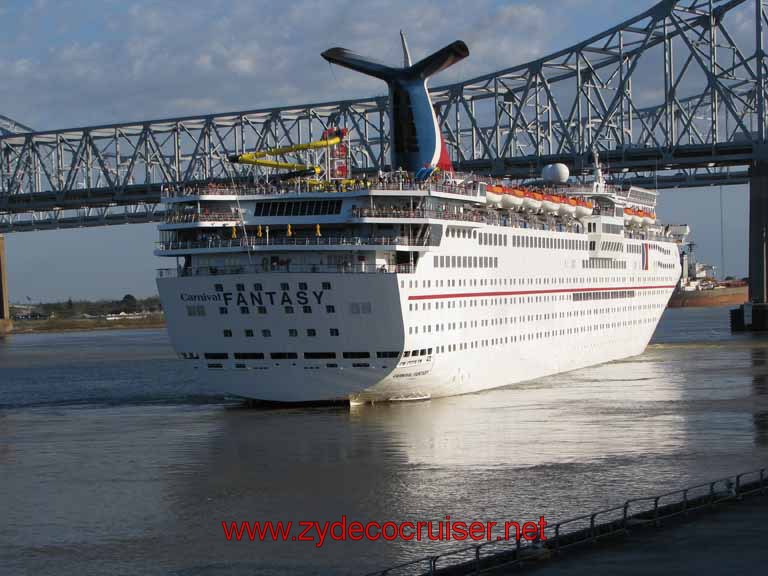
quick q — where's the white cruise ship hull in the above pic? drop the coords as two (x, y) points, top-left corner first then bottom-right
(157, 227), (678, 402)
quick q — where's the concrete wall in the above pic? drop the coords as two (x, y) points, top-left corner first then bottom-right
(0, 235), (11, 336)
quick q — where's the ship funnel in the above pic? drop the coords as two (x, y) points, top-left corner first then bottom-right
(321, 39), (468, 172)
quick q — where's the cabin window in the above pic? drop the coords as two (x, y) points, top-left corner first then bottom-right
(305, 352), (336, 359)
(234, 353), (264, 360)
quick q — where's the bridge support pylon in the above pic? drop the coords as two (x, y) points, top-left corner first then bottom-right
(0, 235), (11, 336)
(733, 149), (768, 332)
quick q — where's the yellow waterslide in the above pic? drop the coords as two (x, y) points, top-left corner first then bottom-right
(228, 132), (344, 174)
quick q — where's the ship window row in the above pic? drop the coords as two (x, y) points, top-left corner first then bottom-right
(404, 274), (647, 290)
(200, 350), (401, 361)
(208, 304), (338, 316)
(215, 281), (332, 292)
(186, 305), (206, 316)
(411, 315), (662, 349)
(572, 290), (636, 302)
(586, 222), (622, 235)
(512, 235), (587, 251)
(402, 348), (432, 357)
(473, 230), (591, 252)
(583, 259), (627, 269)
(447, 227), (473, 239)
(406, 302), (663, 333)
(219, 328), (342, 338)
(211, 315), (662, 368)
(600, 241), (624, 252)
(220, 363), (389, 370)
(253, 199), (342, 217)
(478, 232), (507, 247)
(648, 243), (672, 256)
(199, 311), (668, 366)
(434, 255), (499, 269)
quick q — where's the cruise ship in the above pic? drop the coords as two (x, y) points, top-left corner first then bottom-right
(155, 38), (685, 403)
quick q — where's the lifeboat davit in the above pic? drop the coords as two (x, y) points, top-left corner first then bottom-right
(624, 207), (634, 226)
(485, 185), (503, 206)
(542, 194), (560, 214)
(502, 188), (525, 210)
(558, 197), (577, 217)
(523, 191), (542, 212)
(575, 199), (593, 219)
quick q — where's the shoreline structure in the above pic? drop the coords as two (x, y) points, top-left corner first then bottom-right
(8, 315), (165, 334)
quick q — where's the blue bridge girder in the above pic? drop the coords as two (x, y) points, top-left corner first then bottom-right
(1, 0), (767, 233)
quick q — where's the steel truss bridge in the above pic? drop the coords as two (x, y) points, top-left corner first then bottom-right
(1, 0), (767, 248)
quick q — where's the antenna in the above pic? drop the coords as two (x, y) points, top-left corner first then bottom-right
(400, 30), (413, 67)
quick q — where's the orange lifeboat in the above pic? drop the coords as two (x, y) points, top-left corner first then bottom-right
(541, 194), (560, 214)
(485, 184), (503, 206)
(575, 199), (593, 219)
(559, 197), (577, 217)
(501, 187), (525, 210)
(522, 190), (542, 212)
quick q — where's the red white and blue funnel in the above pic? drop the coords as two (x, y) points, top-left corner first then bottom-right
(322, 34), (468, 176)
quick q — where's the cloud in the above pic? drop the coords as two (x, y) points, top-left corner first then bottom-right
(0, 0), (628, 130)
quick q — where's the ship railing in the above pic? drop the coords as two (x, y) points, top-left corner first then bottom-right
(157, 263), (415, 278)
(355, 207), (523, 227)
(369, 181), (481, 198)
(164, 212), (243, 224)
(161, 180), (482, 199)
(155, 235), (436, 251)
(362, 467), (767, 576)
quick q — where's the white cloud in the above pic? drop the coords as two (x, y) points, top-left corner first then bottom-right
(0, 0), (588, 129)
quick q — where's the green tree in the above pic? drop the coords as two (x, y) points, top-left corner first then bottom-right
(121, 294), (138, 313)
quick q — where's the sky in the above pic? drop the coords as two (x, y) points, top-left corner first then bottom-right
(0, 0), (751, 301)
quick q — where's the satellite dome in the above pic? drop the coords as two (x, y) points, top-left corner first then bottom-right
(542, 163), (570, 184)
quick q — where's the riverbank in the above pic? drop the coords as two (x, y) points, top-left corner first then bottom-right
(9, 315), (165, 334)
(668, 285), (747, 308)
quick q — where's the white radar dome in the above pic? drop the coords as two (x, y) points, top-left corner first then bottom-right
(542, 163), (570, 184)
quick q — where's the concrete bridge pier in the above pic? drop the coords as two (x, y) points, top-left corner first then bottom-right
(0, 235), (10, 336)
(733, 149), (768, 331)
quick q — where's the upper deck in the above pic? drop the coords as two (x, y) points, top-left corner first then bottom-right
(160, 176), (485, 204)
(154, 169), (685, 269)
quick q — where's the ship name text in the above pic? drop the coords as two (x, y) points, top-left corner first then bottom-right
(180, 290), (325, 307)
